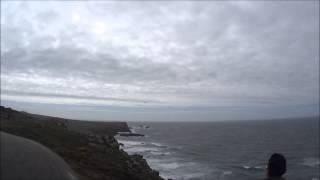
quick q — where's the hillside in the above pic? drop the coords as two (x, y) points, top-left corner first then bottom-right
(0, 106), (164, 180)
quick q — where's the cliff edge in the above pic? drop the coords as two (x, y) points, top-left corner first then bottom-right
(0, 106), (164, 180)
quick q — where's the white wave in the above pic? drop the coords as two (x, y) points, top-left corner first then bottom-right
(302, 158), (320, 167)
(158, 162), (181, 170)
(146, 158), (181, 170)
(117, 139), (205, 180)
(125, 146), (161, 154)
(241, 165), (264, 170)
(150, 151), (171, 156)
(148, 159), (197, 170)
(129, 128), (136, 133)
(146, 157), (209, 180)
(151, 142), (166, 147)
(222, 171), (232, 175)
(254, 166), (264, 169)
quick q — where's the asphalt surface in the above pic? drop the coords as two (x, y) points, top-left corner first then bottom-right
(0, 132), (78, 180)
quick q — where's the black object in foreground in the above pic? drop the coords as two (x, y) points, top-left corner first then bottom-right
(265, 153), (287, 180)
(0, 131), (78, 180)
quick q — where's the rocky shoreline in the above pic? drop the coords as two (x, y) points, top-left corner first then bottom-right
(0, 106), (164, 180)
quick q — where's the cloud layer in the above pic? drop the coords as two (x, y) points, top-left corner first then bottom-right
(1, 1), (319, 120)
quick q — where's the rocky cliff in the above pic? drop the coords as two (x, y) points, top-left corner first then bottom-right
(0, 106), (164, 180)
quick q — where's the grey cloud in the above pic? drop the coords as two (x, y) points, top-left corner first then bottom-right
(35, 9), (59, 23)
(1, 1), (319, 120)
(2, 90), (159, 104)
(1, 46), (178, 84)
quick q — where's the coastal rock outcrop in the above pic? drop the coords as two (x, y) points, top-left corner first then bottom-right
(84, 132), (163, 179)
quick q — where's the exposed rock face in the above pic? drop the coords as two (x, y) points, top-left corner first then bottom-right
(0, 106), (164, 180)
(128, 154), (162, 180)
(85, 133), (163, 180)
(104, 135), (120, 149)
(87, 133), (120, 149)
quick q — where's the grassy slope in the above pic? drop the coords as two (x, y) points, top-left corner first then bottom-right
(0, 106), (163, 180)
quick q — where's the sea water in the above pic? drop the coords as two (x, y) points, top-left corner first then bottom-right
(116, 118), (319, 180)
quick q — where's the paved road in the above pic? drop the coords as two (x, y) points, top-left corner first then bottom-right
(0, 132), (78, 180)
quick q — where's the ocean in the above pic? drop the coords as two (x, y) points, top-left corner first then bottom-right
(116, 118), (319, 180)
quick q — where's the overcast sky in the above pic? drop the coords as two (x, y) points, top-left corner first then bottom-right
(1, 1), (319, 121)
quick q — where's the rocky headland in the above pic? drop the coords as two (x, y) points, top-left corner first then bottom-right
(0, 106), (164, 180)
